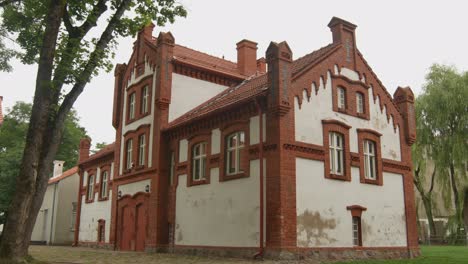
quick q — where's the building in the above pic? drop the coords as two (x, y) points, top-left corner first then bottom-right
(31, 161), (79, 245)
(75, 17), (419, 260)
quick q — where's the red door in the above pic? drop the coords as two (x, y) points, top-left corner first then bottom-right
(120, 206), (135, 251)
(135, 203), (147, 251)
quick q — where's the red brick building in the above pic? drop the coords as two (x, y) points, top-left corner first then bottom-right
(75, 17), (419, 260)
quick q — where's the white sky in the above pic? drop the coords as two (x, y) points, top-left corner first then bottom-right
(1, 0), (467, 147)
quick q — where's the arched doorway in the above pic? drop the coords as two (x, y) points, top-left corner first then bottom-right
(116, 192), (149, 251)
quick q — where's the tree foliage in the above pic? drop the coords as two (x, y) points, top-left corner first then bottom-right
(416, 64), (468, 234)
(0, 102), (87, 225)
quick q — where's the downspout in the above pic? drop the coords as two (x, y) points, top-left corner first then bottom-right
(50, 182), (58, 244)
(253, 98), (264, 259)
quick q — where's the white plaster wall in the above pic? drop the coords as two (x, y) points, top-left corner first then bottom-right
(31, 183), (56, 243)
(211, 129), (221, 154)
(249, 114), (266, 145)
(53, 174), (79, 244)
(294, 70), (401, 161)
(175, 160), (262, 247)
(340, 67), (360, 81)
(296, 158), (407, 247)
(78, 193), (112, 243)
(179, 139), (188, 162)
(118, 179), (151, 196)
(169, 73), (228, 122)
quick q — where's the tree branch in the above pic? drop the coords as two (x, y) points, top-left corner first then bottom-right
(76, 0), (108, 36)
(62, 4), (77, 36)
(428, 165), (437, 194)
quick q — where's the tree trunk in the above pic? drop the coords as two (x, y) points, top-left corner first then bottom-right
(421, 195), (437, 238)
(413, 166), (437, 237)
(0, 0), (65, 262)
(463, 188), (468, 233)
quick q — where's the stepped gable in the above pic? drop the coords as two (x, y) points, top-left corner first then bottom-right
(167, 43), (339, 129)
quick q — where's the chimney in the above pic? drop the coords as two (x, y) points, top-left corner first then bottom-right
(138, 22), (155, 40)
(79, 138), (91, 163)
(328, 17), (357, 69)
(393, 87), (416, 146)
(53, 160), (65, 178)
(0, 96), (3, 127)
(237, 39), (258, 76)
(256, 57), (266, 73)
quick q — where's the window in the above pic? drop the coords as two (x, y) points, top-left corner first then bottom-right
(126, 139), (133, 170)
(192, 142), (207, 181)
(226, 132), (245, 175)
(352, 216), (362, 246)
(337, 87), (346, 109)
(141, 85), (149, 114)
(356, 92), (364, 114)
(87, 175), (94, 201)
(98, 219), (105, 243)
(100, 171), (108, 199)
(329, 132), (344, 175)
(169, 151), (175, 186)
(363, 140), (376, 180)
(71, 202), (77, 230)
(138, 134), (146, 166)
(128, 93), (136, 120)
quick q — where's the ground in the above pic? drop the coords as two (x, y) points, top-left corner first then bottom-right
(28, 246), (468, 264)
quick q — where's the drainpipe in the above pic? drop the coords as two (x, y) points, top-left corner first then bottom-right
(50, 182), (58, 245)
(253, 98), (264, 259)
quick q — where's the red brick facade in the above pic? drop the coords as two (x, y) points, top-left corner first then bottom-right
(75, 17), (419, 260)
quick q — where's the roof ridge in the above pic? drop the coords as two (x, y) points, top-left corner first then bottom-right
(175, 43), (238, 66)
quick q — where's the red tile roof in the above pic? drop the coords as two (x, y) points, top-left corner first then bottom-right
(79, 143), (115, 165)
(48, 166), (78, 184)
(166, 43), (339, 129)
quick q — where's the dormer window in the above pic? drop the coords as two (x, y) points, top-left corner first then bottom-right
(337, 87), (346, 109)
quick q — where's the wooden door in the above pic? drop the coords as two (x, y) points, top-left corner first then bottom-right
(120, 206), (135, 251)
(135, 203), (148, 251)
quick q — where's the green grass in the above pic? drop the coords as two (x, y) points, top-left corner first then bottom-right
(336, 246), (468, 264)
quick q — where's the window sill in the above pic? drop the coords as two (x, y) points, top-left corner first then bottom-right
(85, 199), (94, 204)
(220, 172), (248, 182)
(188, 178), (210, 187)
(135, 165), (145, 171)
(360, 178), (382, 186)
(326, 173), (350, 181)
(98, 197), (109, 202)
(337, 108), (348, 114)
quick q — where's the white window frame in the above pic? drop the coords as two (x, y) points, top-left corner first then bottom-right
(138, 134), (146, 166)
(126, 139), (133, 169)
(363, 140), (377, 180)
(356, 92), (364, 114)
(337, 87), (346, 109)
(329, 132), (344, 175)
(141, 85), (148, 114)
(87, 175), (94, 201)
(352, 216), (362, 246)
(192, 142), (207, 181)
(100, 171), (108, 199)
(129, 93), (136, 119)
(226, 131), (245, 175)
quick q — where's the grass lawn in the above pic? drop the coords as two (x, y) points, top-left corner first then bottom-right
(28, 245), (468, 264)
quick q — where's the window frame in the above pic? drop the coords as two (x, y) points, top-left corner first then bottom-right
(329, 132), (345, 176)
(356, 92), (364, 114)
(128, 92), (136, 121)
(86, 174), (95, 202)
(187, 133), (211, 187)
(347, 205), (366, 247)
(192, 142), (208, 182)
(125, 138), (133, 170)
(220, 120), (250, 182)
(137, 133), (146, 167)
(352, 216), (362, 247)
(357, 128), (383, 185)
(98, 168), (110, 201)
(141, 85), (149, 115)
(331, 75), (370, 120)
(322, 119), (351, 181)
(337, 86), (346, 110)
(97, 219), (106, 243)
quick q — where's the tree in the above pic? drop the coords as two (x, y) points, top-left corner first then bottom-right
(0, 102), (87, 228)
(417, 64), (468, 238)
(0, 0), (186, 262)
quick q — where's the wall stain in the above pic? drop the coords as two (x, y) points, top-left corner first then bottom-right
(297, 210), (337, 247)
(176, 231), (183, 242)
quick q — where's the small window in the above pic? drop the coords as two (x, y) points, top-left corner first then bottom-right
(356, 92), (364, 114)
(87, 175), (95, 201)
(363, 140), (376, 180)
(129, 93), (136, 120)
(192, 142), (207, 181)
(71, 202), (77, 230)
(337, 87), (346, 109)
(138, 134), (146, 166)
(352, 216), (362, 246)
(226, 132), (245, 175)
(126, 139), (133, 170)
(141, 86), (149, 114)
(98, 220), (105, 243)
(100, 171), (108, 199)
(169, 151), (175, 186)
(329, 132), (344, 175)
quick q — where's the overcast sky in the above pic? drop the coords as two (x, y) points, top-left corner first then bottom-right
(1, 0), (467, 149)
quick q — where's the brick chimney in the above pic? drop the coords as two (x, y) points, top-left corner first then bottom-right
(256, 57), (266, 73)
(53, 160), (65, 178)
(79, 138), (91, 163)
(237, 39), (258, 76)
(328, 17), (357, 69)
(0, 96), (3, 126)
(393, 87), (416, 146)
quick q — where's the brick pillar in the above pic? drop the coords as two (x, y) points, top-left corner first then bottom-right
(146, 31), (174, 250)
(393, 86), (419, 255)
(264, 41), (297, 254)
